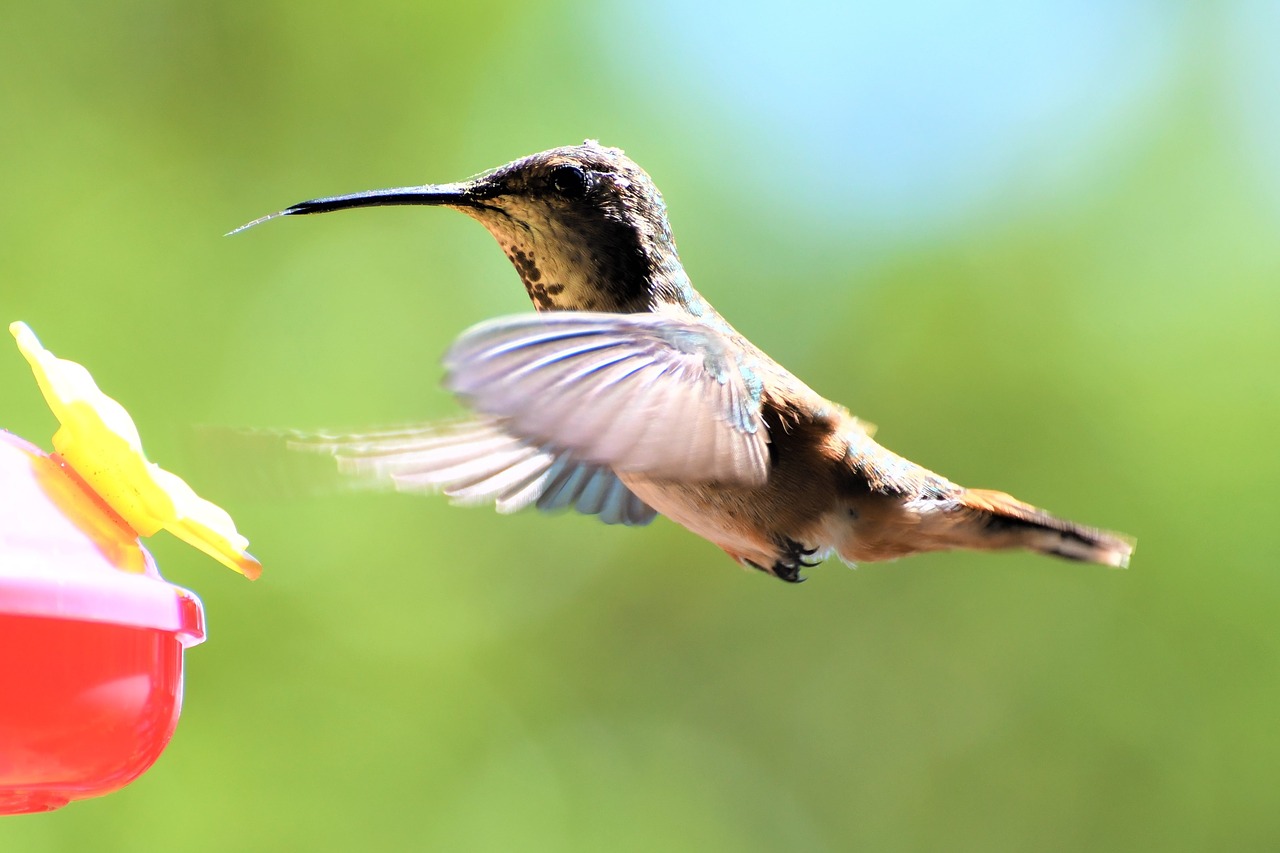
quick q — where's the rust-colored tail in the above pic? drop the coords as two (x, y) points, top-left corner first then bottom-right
(958, 489), (1133, 567)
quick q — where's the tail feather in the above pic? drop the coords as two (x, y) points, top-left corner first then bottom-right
(961, 489), (1134, 568)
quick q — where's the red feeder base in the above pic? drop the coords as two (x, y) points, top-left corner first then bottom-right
(0, 615), (186, 814)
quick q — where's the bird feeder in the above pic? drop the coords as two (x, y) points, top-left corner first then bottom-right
(0, 322), (259, 814)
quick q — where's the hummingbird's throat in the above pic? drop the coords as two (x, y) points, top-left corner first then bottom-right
(465, 199), (655, 313)
(502, 244), (568, 311)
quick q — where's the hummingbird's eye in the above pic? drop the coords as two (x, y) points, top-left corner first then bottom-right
(549, 164), (590, 199)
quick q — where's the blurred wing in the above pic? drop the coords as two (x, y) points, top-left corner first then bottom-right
(445, 312), (769, 486)
(291, 418), (657, 526)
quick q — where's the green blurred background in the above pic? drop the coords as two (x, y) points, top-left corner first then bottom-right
(3, 1), (1278, 850)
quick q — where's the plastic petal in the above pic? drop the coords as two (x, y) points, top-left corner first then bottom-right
(10, 322), (260, 578)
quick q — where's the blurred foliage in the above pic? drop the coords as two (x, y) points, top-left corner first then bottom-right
(2, 2), (1278, 851)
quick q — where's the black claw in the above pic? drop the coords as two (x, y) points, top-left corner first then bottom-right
(747, 539), (822, 583)
(745, 558), (805, 584)
(772, 563), (807, 583)
(771, 539), (823, 583)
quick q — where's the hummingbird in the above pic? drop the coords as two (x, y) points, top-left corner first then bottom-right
(236, 140), (1133, 582)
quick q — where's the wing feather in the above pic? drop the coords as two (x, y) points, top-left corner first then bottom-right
(445, 312), (769, 486)
(292, 419), (657, 526)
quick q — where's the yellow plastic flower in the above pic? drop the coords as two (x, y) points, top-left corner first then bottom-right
(10, 322), (261, 579)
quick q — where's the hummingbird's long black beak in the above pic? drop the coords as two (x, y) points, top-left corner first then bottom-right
(227, 182), (476, 236)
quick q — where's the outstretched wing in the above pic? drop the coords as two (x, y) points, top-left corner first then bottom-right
(292, 418), (657, 526)
(291, 311), (770, 525)
(444, 312), (770, 486)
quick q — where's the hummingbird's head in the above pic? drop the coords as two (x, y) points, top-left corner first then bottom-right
(240, 141), (683, 313)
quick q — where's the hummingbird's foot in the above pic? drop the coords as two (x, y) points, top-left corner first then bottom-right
(749, 538), (822, 583)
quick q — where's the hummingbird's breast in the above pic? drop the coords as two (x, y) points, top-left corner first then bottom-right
(618, 394), (852, 571)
